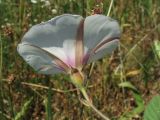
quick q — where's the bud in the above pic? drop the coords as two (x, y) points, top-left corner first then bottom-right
(70, 68), (84, 88)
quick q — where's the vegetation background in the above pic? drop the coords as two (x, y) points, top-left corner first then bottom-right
(0, 0), (160, 120)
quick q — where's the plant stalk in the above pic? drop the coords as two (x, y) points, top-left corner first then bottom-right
(80, 87), (110, 120)
(107, 0), (114, 16)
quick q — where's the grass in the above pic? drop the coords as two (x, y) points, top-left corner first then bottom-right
(0, 0), (160, 120)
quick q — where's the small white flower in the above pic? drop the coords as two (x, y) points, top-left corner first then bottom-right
(4, 18), (8, 21)
(29, 24), (32, 27)
(1, 25), (5, 29)
(17, 14), (121, 75)
(44, 0), (50, 6)
(34, 19), (38, 23)
(31, 0), (37, 4)
(52, 9), (57, 14)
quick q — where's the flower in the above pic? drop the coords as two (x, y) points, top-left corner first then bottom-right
(31, 0), (38, 4)
(44, 0), (50, 6)
(17, 14), (120, 86)
(52, 9), (57, 15)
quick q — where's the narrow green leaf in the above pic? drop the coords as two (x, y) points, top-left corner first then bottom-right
(119, 81), (138, 92)
(44, 85), (52, 120)
(153, 40), (160, 59)
(119, 82), (144, 120)
(14, 97), (33, 120)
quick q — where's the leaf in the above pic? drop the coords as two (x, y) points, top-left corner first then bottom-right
(126, 69), (140, 77)
(153, 40), (160, 59)
(44, 85), (53, 120)
(14, 97), (33, 120)
(119, 82), (144, 120)
(119, 81), (138, 92)
(131, 92), (144, 114)
(143, 95), (160, 120)
(119, 92), (144, 120)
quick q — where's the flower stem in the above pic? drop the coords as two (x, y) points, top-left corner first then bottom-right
(80, 87), (110, 120)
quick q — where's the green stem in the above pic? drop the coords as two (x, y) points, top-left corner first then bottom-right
(80, 87), (110, 120)
(107, 0), (114, 16)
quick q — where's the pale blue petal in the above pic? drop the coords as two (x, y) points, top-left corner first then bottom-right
(84, 14), (120, 62)
(17, 43), (64, 74)
(22, 14), (83, 50)
(88, 40), (119, 62)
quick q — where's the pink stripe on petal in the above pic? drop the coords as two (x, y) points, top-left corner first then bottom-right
(82, 53), (90, 65)
(83, 37), (119, 64)
(75, 19), (84, 68)
(67, 58), (75, 67)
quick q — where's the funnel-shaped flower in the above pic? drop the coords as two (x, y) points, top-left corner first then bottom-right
(17, 14), (120, 120)
(17, 14), (120, 86)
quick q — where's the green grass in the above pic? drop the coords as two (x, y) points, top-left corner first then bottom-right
(0, 0), (160, 120)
